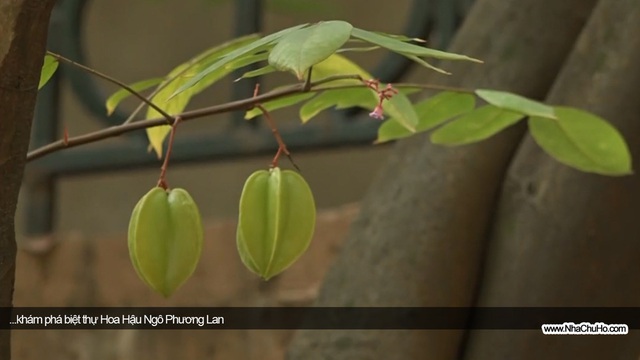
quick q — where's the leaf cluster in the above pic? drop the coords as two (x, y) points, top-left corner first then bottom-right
(37, 20), (632, 176)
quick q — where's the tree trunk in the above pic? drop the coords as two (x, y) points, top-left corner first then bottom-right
(0, 0), (56, 358)
(463, 0), (640, 358)
(287, 0), (597, 359)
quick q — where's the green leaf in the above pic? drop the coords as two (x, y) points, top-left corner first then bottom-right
(245, 93), (316, 119)
(351, 28), (482, 63)
(406, 54), (451, 75)
(268, 20), (353, 79)
(335, 46), (380, 53)
(105, 78), (163, 116)
(170, 23), (308, 99)
(529, 107), (632, 176)
(475, 89), (556, 119)
(300, 88), (376, 123)
(246, 53), (371, 122)
(307, 53), (371, 83)
(382, 93), (419, 132)
(377, 91), (476, 143)
(185, 52), (269, 95)
(146, 35), (261, 158)
(431, 105), (524, 145)
(295, 54), (373, 122)
(300, 87), (420, 124)
(236, 65), (277, 80)
(372, 32), (426, 43)
(38, 55), (58, 90)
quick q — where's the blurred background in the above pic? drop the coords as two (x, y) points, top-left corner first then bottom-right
(14, 0), (469, 359)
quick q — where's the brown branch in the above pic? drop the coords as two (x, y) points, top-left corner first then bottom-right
(26, 75), (476, 162)
(27, 82), (304, 161)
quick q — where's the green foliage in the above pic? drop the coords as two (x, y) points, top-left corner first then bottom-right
(34, 19), (637, 294)
(246, 53), (420, 132)
(38, 54), (58, 89)
(105, 78), (163, 116)
(236, 65), (276, 80)
(172, 21), (481, 98)
(268, 21), (353, 79)
(475, 89), (556, 119)
(351, 27), (482, 74)
(529, 107), (632, 175)
(245, 93), (316, 120)
(300, 89), (375, 123)
(170, 24), (308, 100)
(377, 92), (476, 143)
(431, 105), (524, 145)
(383, 93), (419, 132)
(39, 20), (633, 178)
(146, 35), (262, 157)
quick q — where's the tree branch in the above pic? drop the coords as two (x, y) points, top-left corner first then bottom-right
(27, 82), (303, 161)
(26, 76), (475, 162)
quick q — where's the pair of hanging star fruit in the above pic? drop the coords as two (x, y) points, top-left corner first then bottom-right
(127, 167), (316, 297)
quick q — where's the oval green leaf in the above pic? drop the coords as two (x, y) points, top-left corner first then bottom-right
(382, 92), (419, 132)
(431, 105), (524, 146)
(529, 107), (632, 176)
(377, 91), (476, 143)
(38, 54), (58, 90)
(475, 89), (556, 119)
(268, 20), (353, 79)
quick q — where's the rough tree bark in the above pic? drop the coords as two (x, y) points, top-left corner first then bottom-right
(287, 0), (597, 359)
(0, 0), (56, 358)
(464, 0), (640, 358)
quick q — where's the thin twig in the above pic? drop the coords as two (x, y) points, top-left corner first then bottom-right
(157, 117), (181, 190)
(47, 51), (174, 122)
(303, 66), (313, 91)
(252, 84), (299, 170)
